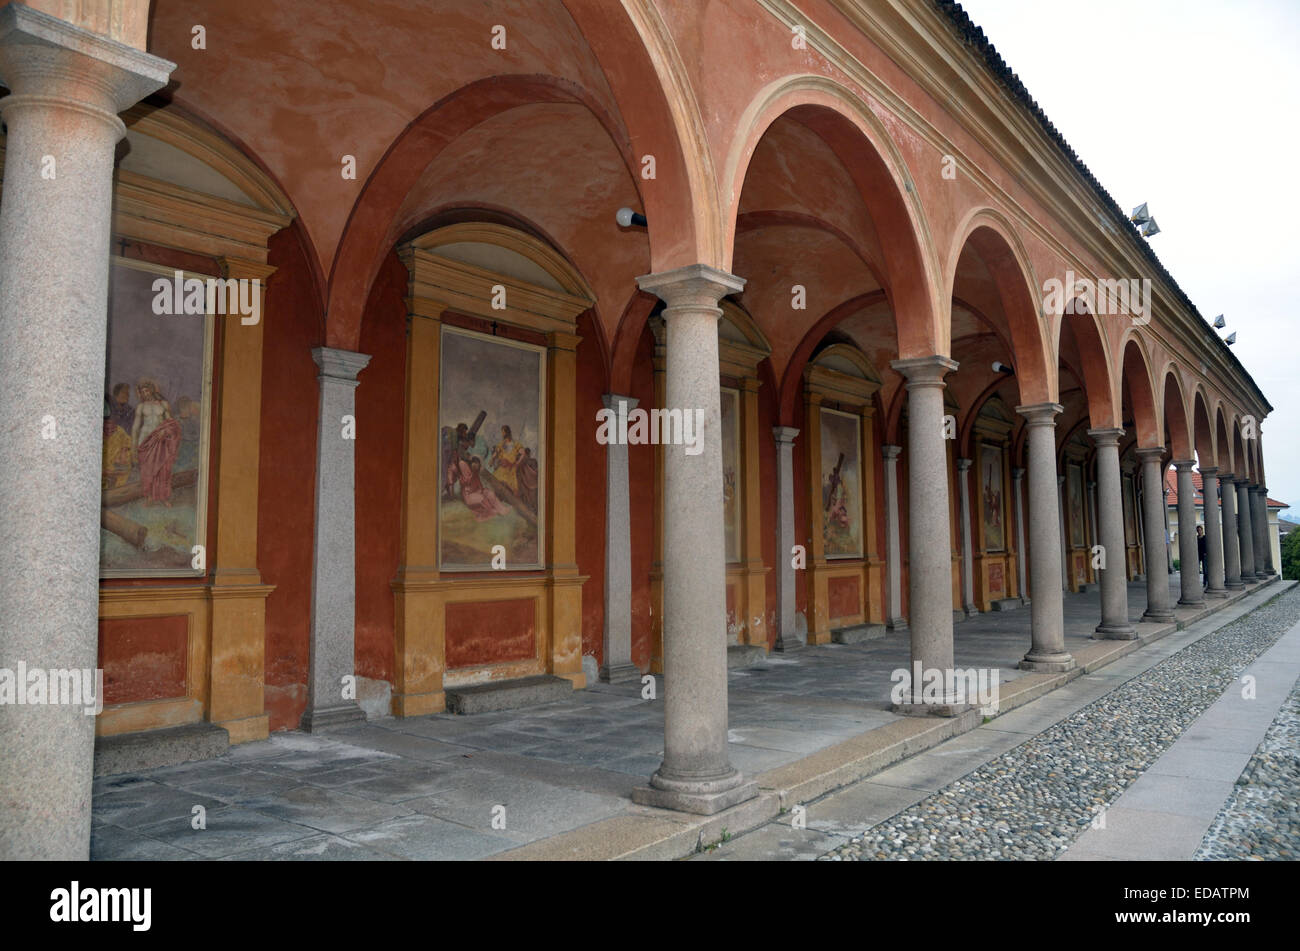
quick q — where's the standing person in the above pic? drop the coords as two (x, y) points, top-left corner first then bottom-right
(132, 378), (182, 506)
(1196, 524), (1207, 588)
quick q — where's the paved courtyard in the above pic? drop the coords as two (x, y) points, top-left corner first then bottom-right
(91, 575), (1285, 861)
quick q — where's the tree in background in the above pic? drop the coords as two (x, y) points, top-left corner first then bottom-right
(1281, 531), (1300, 581)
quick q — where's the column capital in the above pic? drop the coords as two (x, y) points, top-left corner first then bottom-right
(882, 444), (902, 461)
(312, 346), (371, 384)
(636, 264), (745, 309)
(890, 354), (958, 387)
(602, 393), (640, 411)
(1199, 466), (1219, 478)
(1219, 470), (1235, 482)
(956, 457), (973, 472)
(0, 5), (173, 128)
(1087, 427), (1125, 447)
(1172, 459), (1197, 472)
(1135, 446), (1166, 464)
(1016, 402), (1063, 426)
(772, 426), (800, 445)
(1234, 476), (1251, 486)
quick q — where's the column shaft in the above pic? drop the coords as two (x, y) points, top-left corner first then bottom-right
(631, 265), (755, 814)
(0, 6), (171, 860)
(774, 427), (803, 650)
(1221, 473), (1242, 588)
(1013, 467), (1027, 602)
(1201, 468), (1227, 597)
(304, 348), (371, 730)
(883, 445), (905, 629)
(1251, 487), (1269, 579)
(957, 458), (975, 615)
(1018, 404), (1073, 670)
(1236, 480), (1257, 582)
(890, 357), (959, 710)
(1138, 450), (1175, 620)
(1089, 430), (1134, 637)
(1174, 461), (1204, 606)
(600, 395), (640, 681)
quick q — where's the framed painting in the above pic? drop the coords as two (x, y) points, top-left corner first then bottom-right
(720, 386), (741, 564)
(819, 406), (862, 558)
(1067, 462), (1086, 546)
(438, 325), (546, 571)
(980, 443), (1006, 552)
(100, 258), (215, 578)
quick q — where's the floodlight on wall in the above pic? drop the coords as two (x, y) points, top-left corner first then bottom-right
(1140, 218), (1161, 238)
(1213, 314), (1226, 329)
(1225, 332), (1237, 345)
(615, 207), (648, 228)
(992, 361), (1015, 375)
(1130, 202), (1150, 225)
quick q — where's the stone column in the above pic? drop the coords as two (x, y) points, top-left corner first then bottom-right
(304, 347), (371, 731)
(631, 264), (756, 814)
(1087, 480), (1099, 554)
(1236, 479), (1257, 583)
(1137, 449), (1175, 621)
(1057, 474), (1069, 590)
(1200, 468), (1227, 598)
(600, 395), (641, 681)
(1250, 486), (1270, 579)
(1013, 467), (1028, 602)
(1173, 461), (1204, 607)
(956, 458), (976, 616)
(890, 357), (959, 709)
(1089, 429), (1134, 638)
(773, 426), (803, 651)
(1259, 486), (1276, 576)
(0, 5), (171, 861)
(1017, 404), (1074, 671)
(883, 445), (906, 629)
(1220, 472), (1242, 589)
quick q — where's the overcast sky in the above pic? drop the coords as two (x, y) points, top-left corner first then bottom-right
(957, 0), (1300, 514)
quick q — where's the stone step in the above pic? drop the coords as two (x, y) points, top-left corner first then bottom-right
(94, 722), (229, 777)
(831, 623), (887, 645)
(444, 674), (573, 714)
(992, 598), (1025, 611)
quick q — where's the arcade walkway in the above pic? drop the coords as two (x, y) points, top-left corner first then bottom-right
(90, 576), (1283, 861)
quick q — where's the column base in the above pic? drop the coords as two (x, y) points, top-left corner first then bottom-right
(1177, 597), (1206, 608)
(300, 703), (366, 732)
(885, 617), (909, 632)
(1205, 587), (1228, 599)
(774, 634), (805, 652)
(1225, 580), (1244, 591)
(631, 767), (758, 815)
(1142, 609), (1176, 623)
(1019, 651), (1076, 673)
(1094, 623), (1137, 640)
(599, 662), (642, 684)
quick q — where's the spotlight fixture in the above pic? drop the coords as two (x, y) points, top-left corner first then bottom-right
(615, 207), (647, 228)
(1212, 314), (1226, 329)
(1129, 203), (1150, 225)
(992, 361), (1015, 375)
(1140, 218), (1160, 238)
(1225, 332), (1237, 345)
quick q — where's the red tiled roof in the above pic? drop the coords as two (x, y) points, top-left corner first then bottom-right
(1163, 469), (1288, 509)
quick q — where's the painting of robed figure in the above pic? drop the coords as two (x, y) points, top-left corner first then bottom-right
(100, 259), (214, 577)
(980, 443), (1005, 552)
(439, 326), (546, 570)
(819, 407), (862, 558)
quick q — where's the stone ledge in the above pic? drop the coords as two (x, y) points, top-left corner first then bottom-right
(444, 675), (573, 715)
(726, 645), (767, 669)
(831, 623), (887, 645)
(94, 723), (228, 777)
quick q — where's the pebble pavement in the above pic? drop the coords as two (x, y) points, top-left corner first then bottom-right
(1195, 672), (1300, 860)
(820, 587), (1300, 861)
